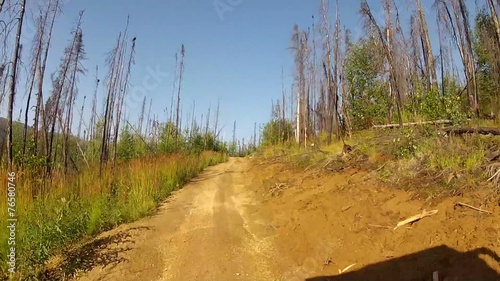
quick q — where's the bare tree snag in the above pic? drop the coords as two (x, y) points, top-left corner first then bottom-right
(7, 0), (26, 169)
(23, 13), (45, 163)
(175, 44), (185, 149)
(35, 0), (60, 158)
(416, 0), (438, 91)
(487, 0), (500, 45)
(113, 34), (136, 163)
(360, 0), (403, 126)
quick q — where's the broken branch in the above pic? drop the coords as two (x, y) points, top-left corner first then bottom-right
(455, 202), (492, 214)
(368, 224), (391, 229)
(341, 205), (353, 212)
(339, 263), (356, 274)
(394, 209), (439, 230)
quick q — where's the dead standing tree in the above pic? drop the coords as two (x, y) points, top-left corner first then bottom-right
(487, 0), (500, 44)
(45, 11), (85, 175)
(416, 0), (438, 92)
(319, 0), (341, 144)
(89, 65), (99, 141)
(101, 20), (133, 168)
(291, 24), (310, 146)
(435, 0), (479, 116)
(174, 44), (186, 150)
(6, 0), (26, 169)
(22, 10), (47, 163)
(0, 0), (5, 14)
(332, 1), (343, 141)
(101, 34), (121, 168)
(112, 35), (136, 163)
(360, 0), (404, 126)
(62, 22), (86, 173)
(35, 0), (61, 158)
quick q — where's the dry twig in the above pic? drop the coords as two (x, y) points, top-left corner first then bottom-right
(394, 209), (438, 230)
(338, 263), (356, 274)
(341, 205), (353, 212)
(268, 183), (291, 196)
(455, 202), (492, 214)
(368, 224), (391, 229)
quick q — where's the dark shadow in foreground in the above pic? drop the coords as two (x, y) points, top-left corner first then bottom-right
(306, 246), (499, 281)
(38, 226), (150, 281)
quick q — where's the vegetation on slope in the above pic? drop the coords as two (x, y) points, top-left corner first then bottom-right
(0, 151), (226, 279)
(259, 0), (500, 198)
(0, 2), (247, 279)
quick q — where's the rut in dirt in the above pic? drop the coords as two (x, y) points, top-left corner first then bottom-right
(48, 157), (500, 281)
(72, 158), (280, 281)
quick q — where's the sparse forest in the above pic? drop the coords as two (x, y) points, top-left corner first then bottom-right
(0, 0), (499, 279)
(263, 0), (500, 146)
(0, 0), (257, 278)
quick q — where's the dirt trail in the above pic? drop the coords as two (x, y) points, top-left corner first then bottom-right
(75, 157), (279, 281)
(69, 157), (500, 281)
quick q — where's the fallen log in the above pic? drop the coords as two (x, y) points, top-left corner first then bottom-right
(372, 120), (452, 129)
(442, 127), (500, 136)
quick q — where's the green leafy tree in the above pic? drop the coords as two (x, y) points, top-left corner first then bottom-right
(474, 10), (500, 116)
(116, 125), (138, 161)
(159, 122), (182, 153)
(345, 37), (390, 129)
(261, 119), (294, 146)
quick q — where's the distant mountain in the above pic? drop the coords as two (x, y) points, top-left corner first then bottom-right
(0, 117), (9, 144)
(0, 117), (32, 145)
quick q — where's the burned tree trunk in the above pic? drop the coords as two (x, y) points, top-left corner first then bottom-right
(360, 0), (403, 126)
(7, 0), (26, 169)
(46, 12), (84, 175)
(113, 35), (136, 163)
(175, 44), (186, 149)
(35, 0), (60, 157)
(416, 0), (438, 91)
(487, 0), (500, 47)
(457, 0), (479, 117)
(22, 13), (46, 163)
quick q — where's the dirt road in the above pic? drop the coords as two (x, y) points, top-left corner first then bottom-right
(75, 157), (280, 281)
(68, 157), (499, 281)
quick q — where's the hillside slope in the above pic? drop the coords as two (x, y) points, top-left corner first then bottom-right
(39, 156), (500, 281)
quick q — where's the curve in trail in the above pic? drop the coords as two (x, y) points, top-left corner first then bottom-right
(76, 157), (279, 281)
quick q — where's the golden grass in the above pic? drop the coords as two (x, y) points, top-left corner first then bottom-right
(258, 126), (497, 194)
(0, 151), (227, 279)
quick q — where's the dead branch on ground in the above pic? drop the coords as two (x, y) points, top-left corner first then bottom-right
(394, 209), (438, 230)
(455, 202), (492, 214)
(268, 183), (291, 196)
(372, 120), (452, 129)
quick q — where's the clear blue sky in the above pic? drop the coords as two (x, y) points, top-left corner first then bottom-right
(10, 0), (480, 142)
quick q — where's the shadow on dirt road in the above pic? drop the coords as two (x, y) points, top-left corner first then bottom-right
(306, 245), (500, 281)
(40, 226), (151, 280)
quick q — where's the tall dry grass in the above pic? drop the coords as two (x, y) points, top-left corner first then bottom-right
(0, 151), (227, 279)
